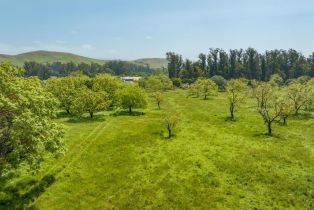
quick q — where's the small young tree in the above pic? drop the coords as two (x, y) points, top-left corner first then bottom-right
(194, 79), (218, 99)
(226, 79), (247, 120)
(275, 91), (294, 125)
(188, 82), (201, 97)
(72, 88), (111, 118)
(153, 91), (164, 109)
(115, 85), (147, 113)
(164, 115), (178, 138)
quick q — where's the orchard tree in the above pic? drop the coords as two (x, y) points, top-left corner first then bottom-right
(255, 82), (286, 135)
(0, 63), (64, 176)
(153, 91), (164, 109)
(92, 73), (122, 101)
(72, 88), (111, 118)
(188, 82), (202, 98)
(142, 74), (173, 91)
(287, 83), (311, 115)
(46, 75), (88, 113)
(226, 79), (247, 120)
(197, 79), (218, 99)
(164, 114), (179, 139)
(115, 85), (147, 113)
(275, 90), (294, 125)
(269, 73), (284, 87)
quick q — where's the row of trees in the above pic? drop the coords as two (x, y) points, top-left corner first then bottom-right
(46, 74), (149, 117)
(24, 60), (154, 80)
(187, 75), (314, 135)
(167, 48), (314, 83)
(47, 73), (178, 137)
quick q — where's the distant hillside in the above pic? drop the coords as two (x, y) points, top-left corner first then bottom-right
(134, 58), (168, 69)
(0, 51), (107, 66)
(0, 51), (168, 69)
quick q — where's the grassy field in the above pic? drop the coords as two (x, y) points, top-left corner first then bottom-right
(25, 89), (314, 209)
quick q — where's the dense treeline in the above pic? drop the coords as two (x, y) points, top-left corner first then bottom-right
(23, 60), (154, 79)
(167, 48), (314, 83)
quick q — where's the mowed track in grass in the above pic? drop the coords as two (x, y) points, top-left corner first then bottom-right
(34, 89), (314, 209)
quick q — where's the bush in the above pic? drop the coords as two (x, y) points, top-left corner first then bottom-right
(210, 75), (227, 91)
(171, 78), (182, 87)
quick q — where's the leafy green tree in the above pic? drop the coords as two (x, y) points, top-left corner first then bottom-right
(46, 75), (88, 113)
(188, 82), (201, 98)
(226, 79), (247, 120)
(197, 79), (218, 99)
(143, 75), (173, 91)
(115, 85), (147, 113)
(198, 53), (207, 74)
(0, 63), (63, 176)
(92, 73), (122, 101)
(166, 52), (183, 78)
(211, 75), (227, 91)
(269, 74), (284, 87)
(275, 90), (294, 125)
(72, 88), (111, 118)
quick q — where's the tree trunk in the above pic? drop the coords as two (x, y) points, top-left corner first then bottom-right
(157, 102), (160, 109)
(267, 121), (272, 135)
(230, 103), (234, 120)
(90, 112), (94, 118)
(129, 107), (132, 113)
(66, 109), (70, 114)
(168, 128), (172, 139)
(295, 104), (299, 115)
(283, 117), (287, 125)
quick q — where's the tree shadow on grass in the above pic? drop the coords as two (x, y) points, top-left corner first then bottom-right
(56, 111), (71, 119)
(67, 114), (106, 123)
(111, 110), (145, 117)
(252, 132), (284, 140)
(0, 174), (56, 210)
(224, 116), (238, 122)
(291, 112), (314, 120)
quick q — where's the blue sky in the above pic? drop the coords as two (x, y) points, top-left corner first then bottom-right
(1, 0), (314, 60)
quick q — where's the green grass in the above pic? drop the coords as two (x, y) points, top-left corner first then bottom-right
(27, 90), (314, 209)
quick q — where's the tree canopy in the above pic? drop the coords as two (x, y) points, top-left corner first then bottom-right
(0, 63), (64, 175)
(115, 85), (147, 113)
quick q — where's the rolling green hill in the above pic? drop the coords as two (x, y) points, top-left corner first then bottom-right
(0, 51), (107, 66)
(0, 51), (167, 69)
(134, 58), (168, 69)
